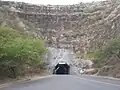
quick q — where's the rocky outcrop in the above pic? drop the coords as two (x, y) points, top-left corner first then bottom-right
(1, 0), (120, 54)
(1, 0), (120, 76)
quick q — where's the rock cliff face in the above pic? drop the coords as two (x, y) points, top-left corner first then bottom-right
(1, 0), (120, 75)
(1, 0), (120, 56)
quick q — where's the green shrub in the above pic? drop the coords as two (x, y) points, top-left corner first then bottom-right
(92, 38), (120, 67)
(0, 27), (47, 78)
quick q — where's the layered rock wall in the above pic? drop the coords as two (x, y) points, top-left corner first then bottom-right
(1, 0), (120, 57)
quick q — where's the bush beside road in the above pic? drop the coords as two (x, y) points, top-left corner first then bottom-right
(0, 27), (47, 79)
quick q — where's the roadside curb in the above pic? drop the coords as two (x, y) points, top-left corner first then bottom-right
(0, 75), (53, 89)
(98, 76), (120, 81)
(83, 74), (120, 81)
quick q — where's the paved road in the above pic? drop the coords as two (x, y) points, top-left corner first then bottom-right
(1, 75), (120, 90)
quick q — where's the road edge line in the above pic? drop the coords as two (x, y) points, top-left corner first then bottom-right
(83, 74), (120, 81)
(75, 75), (120, 87)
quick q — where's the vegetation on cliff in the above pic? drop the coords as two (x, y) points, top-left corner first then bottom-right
(86, 38), (120, 77)
(1, 0), (120, 77)
(0, 27), (47, 78)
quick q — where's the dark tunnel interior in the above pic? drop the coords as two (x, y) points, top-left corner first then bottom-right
(53, 63), (70, 74)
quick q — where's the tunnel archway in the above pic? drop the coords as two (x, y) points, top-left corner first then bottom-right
(53, 62), (70, 74)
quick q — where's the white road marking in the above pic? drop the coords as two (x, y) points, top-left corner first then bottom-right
(82, 74), (120, 81)
(75, 76), (120, 87)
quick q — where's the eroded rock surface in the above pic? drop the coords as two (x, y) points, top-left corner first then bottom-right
(1, 0), (120, 76)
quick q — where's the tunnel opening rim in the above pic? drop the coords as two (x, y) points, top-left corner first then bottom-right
(53, 63), (70, 75)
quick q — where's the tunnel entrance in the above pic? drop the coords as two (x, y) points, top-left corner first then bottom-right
(53, 62), (70, 74)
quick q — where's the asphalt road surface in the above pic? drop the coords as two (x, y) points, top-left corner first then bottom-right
(1, 75), (120, 90)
